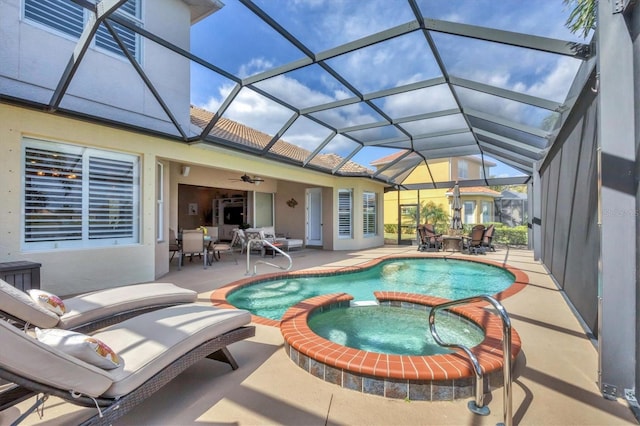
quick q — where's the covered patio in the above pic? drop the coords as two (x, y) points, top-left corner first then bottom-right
(1, 246), (636, 425)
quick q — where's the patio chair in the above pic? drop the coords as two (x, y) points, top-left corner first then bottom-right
(243, 230), (266, 256)
(481, 224), (496, 252)
(0, 303), (255, 424)
(462, 225), (486, 255)
(178, 229), (208, 270)
(210, 230), (240, 264)
(235, 229), (248, 254)
(417, 224), (443, 252)
(168, 228), (181, 262)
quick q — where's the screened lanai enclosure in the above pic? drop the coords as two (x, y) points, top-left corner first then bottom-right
(1, 0), (639, 414)
(12, 0), (593, 187)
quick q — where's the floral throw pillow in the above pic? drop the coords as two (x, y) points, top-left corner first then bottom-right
(28, 289), (66, 316)
(35, 328), (121, 370)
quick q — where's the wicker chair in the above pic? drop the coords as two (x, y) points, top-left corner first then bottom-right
(417, 224), (443, 252)
(461, 224), (487, 254)
(481, 224), (496, 252)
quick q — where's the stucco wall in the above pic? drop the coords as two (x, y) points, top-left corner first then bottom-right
(1, 104), (387, 293)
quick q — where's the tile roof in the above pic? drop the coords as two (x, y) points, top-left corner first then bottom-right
(449, 186), (502, 196)
(369, 150), (408, 166)
(190, 106), (372, 175)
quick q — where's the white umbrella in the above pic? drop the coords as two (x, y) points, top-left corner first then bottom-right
(451, 181), (463, 232)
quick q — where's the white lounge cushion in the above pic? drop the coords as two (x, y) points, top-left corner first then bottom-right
(58, 282), (197, 330)
(96, 303), (251, 398)
(0, 279), (60, 328)
(0, 320), (113, 397)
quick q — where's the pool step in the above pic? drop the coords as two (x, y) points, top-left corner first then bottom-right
(350, 300), (379, 307)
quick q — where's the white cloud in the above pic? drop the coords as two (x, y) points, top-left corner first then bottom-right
(238, 58), (275, 79)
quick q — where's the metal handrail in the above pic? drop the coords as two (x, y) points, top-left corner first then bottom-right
(245, 239), (292, 276)
(429, 295), (512, 426)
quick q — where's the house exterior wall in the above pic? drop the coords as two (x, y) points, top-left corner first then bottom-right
(1, 104), (386, 294)
(0, 0), (192, 134)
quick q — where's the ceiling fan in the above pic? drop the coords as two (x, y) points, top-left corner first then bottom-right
(229, 174), (264, 184)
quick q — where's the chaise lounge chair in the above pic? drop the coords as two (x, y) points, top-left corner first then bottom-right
(0, 303), (254, 425)
(0, 279), (198, 333)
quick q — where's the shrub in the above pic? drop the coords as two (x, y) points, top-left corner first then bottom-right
(461, 222), (528, 246)
(494, 225), (528, 246)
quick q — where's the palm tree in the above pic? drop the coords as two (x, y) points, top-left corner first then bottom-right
(564, 0), (596, 38)
(420, 201), (449, 233)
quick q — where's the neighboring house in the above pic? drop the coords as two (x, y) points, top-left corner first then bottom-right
(496, 189), (528, 226)
(444, 186), (502, 225)
(0, 0), (386, 294)
(371, 152), (499, 232)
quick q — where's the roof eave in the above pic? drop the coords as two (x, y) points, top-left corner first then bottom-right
(182, 0), (224, 25)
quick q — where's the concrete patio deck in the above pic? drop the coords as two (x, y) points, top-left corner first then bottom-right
(1, 246), (637, 425)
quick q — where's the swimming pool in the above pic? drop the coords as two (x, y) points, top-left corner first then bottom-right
(226, 258), (514, 320)
(211, 255), (528, 400)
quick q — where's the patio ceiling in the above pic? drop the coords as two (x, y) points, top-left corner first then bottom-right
(10, 0), (595, 189)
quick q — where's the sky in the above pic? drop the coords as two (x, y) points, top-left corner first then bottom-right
(187, 0), (591, 180)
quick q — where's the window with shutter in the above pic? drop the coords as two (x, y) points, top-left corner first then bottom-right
(338, 189), (352, 238)
(362, 192), (377, 237)
(24, 0), (141, 61)
(23, 139), (140, 250)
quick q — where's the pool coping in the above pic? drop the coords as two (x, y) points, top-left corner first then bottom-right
(210, 253), (530, 329)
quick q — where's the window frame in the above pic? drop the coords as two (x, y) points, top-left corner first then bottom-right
(481, 201), (492, 223)
(362, 191), (377, 238)
(463, 200), (475, 225)
(338, 189), (353, 239)
(458, 159), (469, 179)
(22, 138), (140, 251)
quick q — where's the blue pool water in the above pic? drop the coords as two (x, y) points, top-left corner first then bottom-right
(227, 258), (514, 320)
(308, 306), (485, 355)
